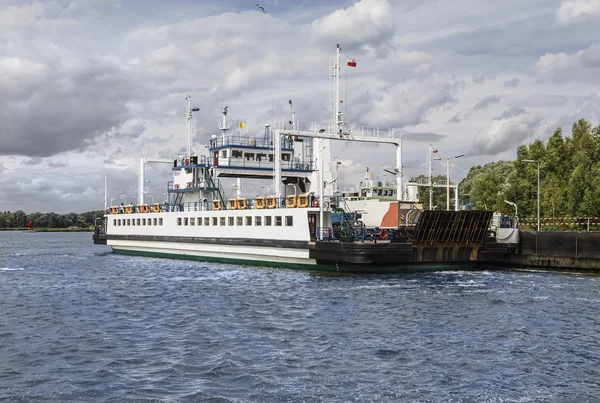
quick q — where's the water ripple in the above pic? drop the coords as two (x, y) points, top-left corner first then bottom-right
(1, 231), (599, 402)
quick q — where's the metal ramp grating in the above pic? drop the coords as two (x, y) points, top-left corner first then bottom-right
(412, 210), (493, 245)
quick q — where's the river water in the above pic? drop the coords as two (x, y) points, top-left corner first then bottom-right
(1, 231), (599, 402)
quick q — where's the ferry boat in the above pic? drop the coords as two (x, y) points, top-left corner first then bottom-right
(94, 45), (518, 272)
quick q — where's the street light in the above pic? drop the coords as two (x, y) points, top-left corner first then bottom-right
(522, 159), (540, 231)
(433, 154), (464, 210)
(504, 200), (517, 217)
(145, 194), (155, 204)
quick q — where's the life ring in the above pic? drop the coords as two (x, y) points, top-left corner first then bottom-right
(312, 199), (319, 208)
(379, 229), (389, 240)
(297, 194), (309, 208)
(286, 195), (297, 208)
(152, 204), (160, 213)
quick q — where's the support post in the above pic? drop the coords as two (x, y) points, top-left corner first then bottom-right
(274, 130), (282, 202)
(446, 159), (450, 211)
(138, 157), (145, 205)
(395, 143), (403, 201)
(455, 183), (459, 211)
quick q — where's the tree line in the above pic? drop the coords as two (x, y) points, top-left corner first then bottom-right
(459, 119), (600, 219)
(0, 210), (104, 229)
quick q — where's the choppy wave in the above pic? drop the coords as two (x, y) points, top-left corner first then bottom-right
(0, 232), (599, 402)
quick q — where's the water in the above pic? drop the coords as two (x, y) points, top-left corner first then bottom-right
(1, 232), (599, 402)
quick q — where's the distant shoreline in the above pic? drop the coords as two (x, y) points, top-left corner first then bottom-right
(0, 228), (93, 232)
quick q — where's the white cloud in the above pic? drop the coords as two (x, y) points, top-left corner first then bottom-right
(311, 0), (394, 52)
(557, 0), (600, 25)
(357, 75), (466, 127)
(469, 111), (543, 156)
(536, 43), (600, 81)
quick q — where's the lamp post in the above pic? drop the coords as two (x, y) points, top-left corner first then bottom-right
(522, 159), (540, 231)
(504, 200), (517, 217)
(433, 154), (464, 210)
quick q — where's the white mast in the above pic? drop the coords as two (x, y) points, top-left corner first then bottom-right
(334, 44), (343, 133)
(186, 95), (192, 158)
(138, 157), (145, 205)
(217, 106), (231, 141)
(104, 174), (107, 210)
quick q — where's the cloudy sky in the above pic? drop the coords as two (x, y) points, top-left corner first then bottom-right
(1, 0), (600, 213)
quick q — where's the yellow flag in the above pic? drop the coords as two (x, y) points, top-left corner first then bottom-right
(239, 121), (245, 129)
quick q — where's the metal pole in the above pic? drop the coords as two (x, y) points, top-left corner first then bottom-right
(319, 142), (324, 241)
(104, 174), (107, 210)
(455, 183), (459, 211)
(446, 159), (450, 211)
(429, 144), (433, 210)
(537, 162), (540, 231)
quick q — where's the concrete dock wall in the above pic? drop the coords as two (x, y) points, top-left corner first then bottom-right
(507, 231), (600, 271)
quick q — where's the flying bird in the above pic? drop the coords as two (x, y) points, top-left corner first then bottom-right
(256, 3), (265, 12)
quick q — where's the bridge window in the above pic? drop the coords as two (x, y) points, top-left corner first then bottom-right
(184, 217), (189, 226)
(220, 217), (226, 226)
(153, 218), (158, 226)
(255, 216), (262, 226)
(148, 219), (152, 226)
(113, 219), (116, 226)
(159, 218), (163, 226)
(246, 216), (252, 226)
(221, 150), (228, 158)
(197, 217), (202, 226)
(177, 218), (182, 226)
(228, 217), (234, 226)
(143, 218), (146, 225)
(127, 219), (131, 226)
(265, 216), (272, 226)
(275, 216), (282, 226)
(204, 217), (209, 226)
(232, 150), (243, 158)
(282, 154), (290, 161)
(190, 217), (195, 226)
(237, 216), (243, 226)
(285, 216), (293, 226)
(245, 153), (255, 161)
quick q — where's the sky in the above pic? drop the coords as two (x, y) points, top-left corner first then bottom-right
(2, 0), (600, 213)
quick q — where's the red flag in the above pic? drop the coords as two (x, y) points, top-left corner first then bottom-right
(347, 58), (356, 67)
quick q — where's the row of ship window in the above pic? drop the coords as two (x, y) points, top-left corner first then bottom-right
(113, 217), (164, 226)
(177, 216), (293, 227)
(111, 216), (294, 227)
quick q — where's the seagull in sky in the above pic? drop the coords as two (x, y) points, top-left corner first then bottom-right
(256, 3), (265, 12)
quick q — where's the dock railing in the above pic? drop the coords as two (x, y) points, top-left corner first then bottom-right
(519, 217), (600, 232)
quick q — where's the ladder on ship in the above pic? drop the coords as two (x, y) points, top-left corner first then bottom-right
(172, 192), (184, 211)
(203, 169), (227, 207)
(332, 199), (356, 239)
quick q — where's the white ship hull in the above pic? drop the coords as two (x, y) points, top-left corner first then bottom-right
(109, 239), (316, 267)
